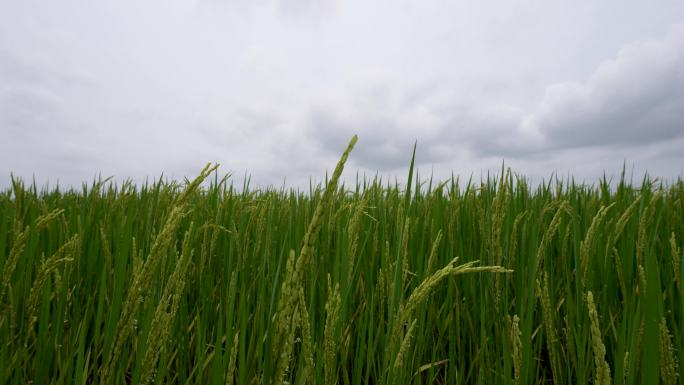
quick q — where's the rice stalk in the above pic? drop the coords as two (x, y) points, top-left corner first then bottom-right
(393, 318), (417, 372)
(139, 223), (194, 385)
(295, 135), (357, 280)
(226, 332), (239, 385)
(612, 247), (627, 301)
(586, 291), (611, 385)
(623, 352), (630, 385)
(636, 192), (660, 265)
(424, 230), (443, 276)
(102, 164), (216, 382)
(634, 320), (645, 380)
(296, 287), (314, 385)
(613, 195), (642, 242)
(659, 318), (678, 385)
(637, 264), (647, 296)
(400, 219), (410, 284)
(271, 250), (298, 384)
(400, 257), (512, 323)
(670, 232), (680, 289)
(580, 203), (614, 288)
(25, 234), (79, 334)
(509, 314), (522, 385)
(507, 211), (528, 272)
(347, 196), (367, 283)
(103, 205), (186, 381)
(34, 208), (65, 230)
(1, 223), (29, 299)
(535, 202), (569, 278)
(537, 272), (562, 384)
(324, 276), (341, 385)
(271, 136), (357, 384)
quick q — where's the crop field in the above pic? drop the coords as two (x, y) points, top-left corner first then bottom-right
(1, 136), (682, 384)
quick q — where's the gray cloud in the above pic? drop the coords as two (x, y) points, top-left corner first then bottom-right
(305, 79), (495, 172)
(305, 78), (544, 171)
(306, 24), (684, 173)
(526, 25), (684, 149)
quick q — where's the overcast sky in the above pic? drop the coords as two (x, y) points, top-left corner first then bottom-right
(2, 0), (683, 189)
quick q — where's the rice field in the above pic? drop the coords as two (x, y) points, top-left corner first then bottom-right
(1, 135), (682, 384)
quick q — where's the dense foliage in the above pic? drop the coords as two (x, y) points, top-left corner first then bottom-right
(1, 138), (683, 384)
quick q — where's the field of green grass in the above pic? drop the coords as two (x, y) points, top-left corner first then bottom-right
(1, 136), (682, 384)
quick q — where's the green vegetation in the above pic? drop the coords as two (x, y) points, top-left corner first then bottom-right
(1, 136), (682, 384)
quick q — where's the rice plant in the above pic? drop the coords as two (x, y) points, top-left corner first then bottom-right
(0, 136), (682, 384)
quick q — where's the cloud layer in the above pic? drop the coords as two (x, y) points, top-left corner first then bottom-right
(1, 0), (683, 188)
(309, 25), (684, 172)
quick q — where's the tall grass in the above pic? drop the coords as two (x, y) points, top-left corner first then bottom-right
(0, 137), (682, 384)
